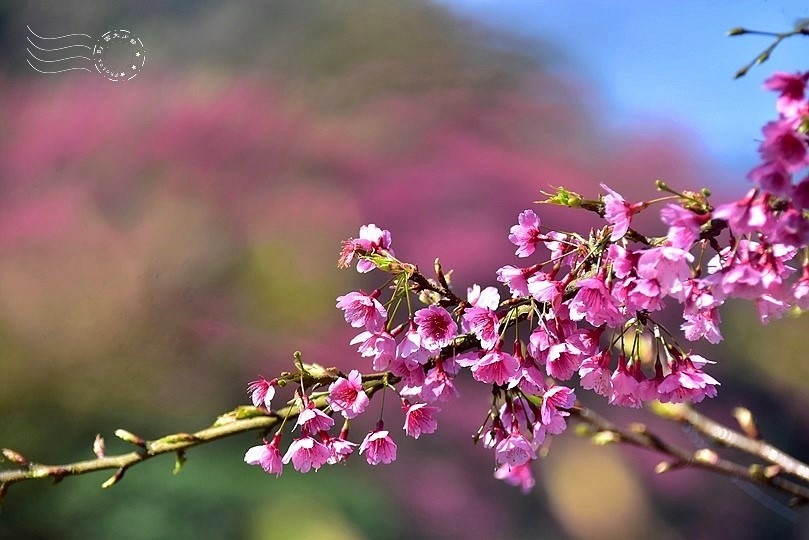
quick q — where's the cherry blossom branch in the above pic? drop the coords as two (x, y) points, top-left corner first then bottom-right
(4, 373), (808, 508)
(571, 404), (809, 505)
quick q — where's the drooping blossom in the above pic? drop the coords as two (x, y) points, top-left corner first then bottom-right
(296, 403), (335, 435)
(609, 356), (643, 408)
(359, 423), (398, 465)
(540, 385), (575, 435)
(567, 276), (624, 327)
(657, 354), (719, 404)
(325, 434), (358, 465)
(336, 290), (387, 332)
(494, 462), (536, 493)
(527, 272), (564, 311)
(327, 369), (370, 419)
(282, 436), (332, 473)
(420, 362), (461, 403)
(495, 429), (537, 467)
(578, 351), (613, 397)
(244, 434), (283, 477)
(403, 401), (440, 439)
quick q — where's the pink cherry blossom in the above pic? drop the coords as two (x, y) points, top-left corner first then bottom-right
(420, 363), (461, 403)
(325, 435), (357, 465)
(247, 376), (276, 409)
(660, 204), (705, 249)
(338, 224), (395, 273)
(540, 385), (575, 433)
(296, 403), (335, 435)
(567, 276), (624, 327)
(494, 462), (535, 493)
(327, 369), (370, 419)
(350, 330), (396, 371)
(462, 306), (500, 350)
(414, 305), (458, 351)
(396, 324), (431, 367)
(792, 265), (809, 309)
(578, 351), (613, 397)
(495, 429), (537, 467)
(403, 401), (440, 439)
(609, 357), (643, 408)
(748, 161), (792, 196)
(459, 347), (519, 386)
(508, 209), (544, 257)
(713, 191), (775, 237)
(359, 424), (398, 465)
(764, 71), (809, 118)
(496, 265), (532, 297)
(336, 290), (388, 333)
(637, 246), (694, 296)
(466, 284), (500, 310)
(657, 354), (719, 404)
(760, 118), (809, 171)
(527, 272), (564, 311)
(244, 435), (283, 477)
(601, 183), (637, 241)
(282, 436), (332, 473)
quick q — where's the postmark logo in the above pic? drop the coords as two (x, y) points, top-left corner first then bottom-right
(27, 26), (146, 82)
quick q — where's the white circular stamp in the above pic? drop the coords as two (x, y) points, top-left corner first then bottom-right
(92, 29), (146, 82)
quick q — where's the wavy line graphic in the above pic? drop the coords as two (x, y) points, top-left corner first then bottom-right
(26, 36), (91, 52)
(26, 25), (91, 40)
(26, 60), (91, 74)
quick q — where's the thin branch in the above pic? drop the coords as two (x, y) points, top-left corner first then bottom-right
(653, 402), (809, 484)
(572, 405), (809, 505)
(0, 376), (392, 496)
(729, 22), (809, 78)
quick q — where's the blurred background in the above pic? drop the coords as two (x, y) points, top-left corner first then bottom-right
(1, 1), (809, 538)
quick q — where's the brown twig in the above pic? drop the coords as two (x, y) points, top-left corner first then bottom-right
(0, 375), (392, 499)
(652, 402), (809, 484)
(572, 404), (809, 505)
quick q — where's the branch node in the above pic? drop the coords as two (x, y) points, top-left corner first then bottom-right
(654, 461), (685, 474)
(693, 448), (719, 465)
(629, 422), (647, 434)
(591, 430), (621, 445)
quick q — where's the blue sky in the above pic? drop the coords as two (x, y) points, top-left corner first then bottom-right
(436, 0), (809, 179)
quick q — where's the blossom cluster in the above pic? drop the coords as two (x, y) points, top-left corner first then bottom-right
(243, 71), (809, 492)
